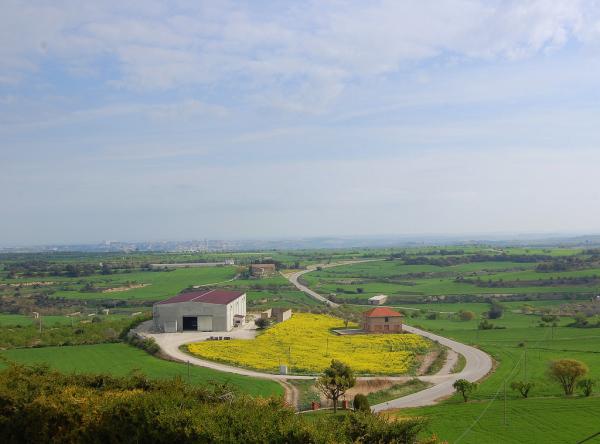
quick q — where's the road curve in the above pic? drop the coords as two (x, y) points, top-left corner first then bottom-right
(286, 260), (383, 308)
(371, 324), (492, 411)
(139, 322), (492, 412)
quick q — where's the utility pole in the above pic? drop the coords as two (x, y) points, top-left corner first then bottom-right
(504, 379), (507, 426)
(524, 342), (528, 382)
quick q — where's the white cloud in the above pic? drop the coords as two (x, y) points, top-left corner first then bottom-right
(1, 0), (597, 105)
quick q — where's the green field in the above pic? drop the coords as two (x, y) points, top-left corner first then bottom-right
(0, 343), (283, 397)
(49, 267), (239, 300)
(0, 313), (78, 326)
(394, 307), (600, 443)
(400, 396), (600, 443)
(303, 256), (600, 302)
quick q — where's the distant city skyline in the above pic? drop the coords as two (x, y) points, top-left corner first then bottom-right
(3, 1), (600, 245)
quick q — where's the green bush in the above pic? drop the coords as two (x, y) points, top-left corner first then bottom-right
(353, 394), (370, 412)
(0, 364), (440, 444)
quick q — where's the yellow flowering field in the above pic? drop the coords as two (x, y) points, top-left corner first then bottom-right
(187, 313), (430, 375)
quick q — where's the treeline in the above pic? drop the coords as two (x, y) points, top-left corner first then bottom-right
(0, 365), (440, 444)
(457, 276), (600, 288)
(3, 260), (150, 278)
(402, 253), (551, 267)
(536, 255), (600, 272)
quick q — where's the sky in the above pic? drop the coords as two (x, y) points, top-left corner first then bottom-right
(2, 0), (600, 246)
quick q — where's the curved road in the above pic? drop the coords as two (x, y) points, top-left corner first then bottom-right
(371, 324), (492, 411)
(286, 260), (383, 308)
(142, 260), (493, 411)
(285, 261), (493, 410)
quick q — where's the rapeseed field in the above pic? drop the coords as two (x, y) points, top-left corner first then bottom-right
(187, 313), (429, 375)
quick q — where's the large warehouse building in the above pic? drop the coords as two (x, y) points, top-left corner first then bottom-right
(153, 289), (247, 333)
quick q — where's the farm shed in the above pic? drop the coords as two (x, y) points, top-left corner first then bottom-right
(250, 263), (277, 277)
(362, 307), (402, 333)
(272, 308), (292, 323)
(153, 290), (246, 333)
(368, 295), (388, 305)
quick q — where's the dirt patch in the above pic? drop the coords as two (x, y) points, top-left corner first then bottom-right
(416, 350), (440, 375)
(102, 284), (150, 293)
(345, 379), (396, 397)
(9, 281), (55, 287)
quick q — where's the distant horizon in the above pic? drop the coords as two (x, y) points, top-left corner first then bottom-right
(4, 231), (600, 251)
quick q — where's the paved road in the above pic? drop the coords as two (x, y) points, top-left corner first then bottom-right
(138, 322), (313, 381)
(371, 324), (493, 411)
(285, 260), (382, 308)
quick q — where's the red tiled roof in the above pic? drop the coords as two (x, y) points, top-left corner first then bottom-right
(158, 290), (244, 305)
(364, 307), (403, 318)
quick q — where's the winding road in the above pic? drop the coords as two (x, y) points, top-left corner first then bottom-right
(286, 261), (493, 410)
(141, 260), (493, 411)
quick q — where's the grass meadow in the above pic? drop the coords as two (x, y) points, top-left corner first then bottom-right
(0, 343), (283, 397)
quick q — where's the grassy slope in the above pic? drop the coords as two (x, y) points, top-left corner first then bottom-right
(399, 396), (600, 444)
(303, 258), (600, 301)
(36, 267), (238, 300)
(0, 343), (283, 398)
(394, 310), (600, 443)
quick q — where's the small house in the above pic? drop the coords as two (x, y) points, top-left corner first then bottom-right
(362, 307), (402, 333)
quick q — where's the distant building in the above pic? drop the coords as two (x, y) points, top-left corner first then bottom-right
(153, 289), (246, 333)
(250, 263), (277, 277)
(362, 307), (403, 333)
(368, 295), (388, 305)
(272, 307), (292, 322)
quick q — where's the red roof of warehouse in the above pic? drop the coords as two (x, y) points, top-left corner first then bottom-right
(158, 290), (245, 305)
(364, 307), (403, 318)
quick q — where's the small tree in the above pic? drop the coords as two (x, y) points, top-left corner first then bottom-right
(315, 360), (356, 413)
(577, 379), (595, 397)
(254, 318), (270, 329)
(548, 359), (588, 395)
(453, 379), (477, 402)
(510, 381), (534, 398)
(459, 310), (475, 321)
(353, 394), (370, 412)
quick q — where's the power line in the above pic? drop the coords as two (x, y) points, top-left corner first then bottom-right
(454, 329), (550, 443)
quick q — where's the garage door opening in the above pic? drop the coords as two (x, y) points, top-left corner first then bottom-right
(182, 316), (198, 331)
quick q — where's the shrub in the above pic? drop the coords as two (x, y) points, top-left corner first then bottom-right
(459, 310), (475, 321)
(353, 394), (370, 412)
(255, 318), (270, 329)
(577, 378), (595, 397)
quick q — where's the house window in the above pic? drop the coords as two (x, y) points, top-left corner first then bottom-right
(384, 317), (389, 322)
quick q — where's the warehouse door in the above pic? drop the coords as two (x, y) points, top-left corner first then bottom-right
(182, 316), (198, 331)
(197, 316), (213, 331)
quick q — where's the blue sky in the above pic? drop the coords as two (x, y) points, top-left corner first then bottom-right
(2, 0), (600, 245)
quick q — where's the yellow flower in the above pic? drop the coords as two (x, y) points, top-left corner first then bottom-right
(188, 314), (428, 375)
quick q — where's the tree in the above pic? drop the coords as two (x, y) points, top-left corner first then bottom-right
(487, 301), (504, 319)
(459, 310), (475, 321)
(353, 394), (370, 412)
(577, 378), (595, 397)
(453, 379), (477, 402)
(548, 359), (588, 395)
(315, 360), (356, 413)
(510, 381), (534, 398)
